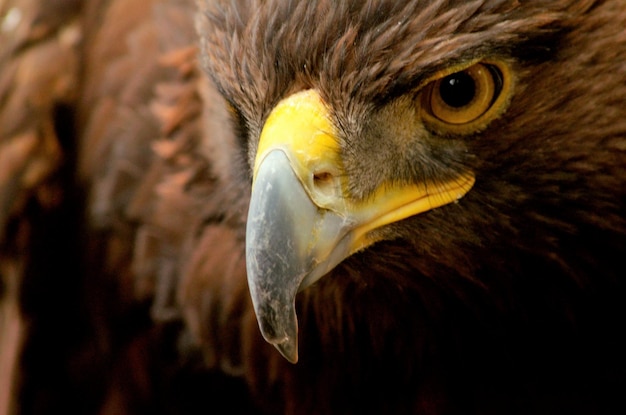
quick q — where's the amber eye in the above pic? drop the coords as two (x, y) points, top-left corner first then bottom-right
(422, 63), (507, 129)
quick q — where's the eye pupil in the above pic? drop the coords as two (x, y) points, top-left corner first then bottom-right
(439, 72), (476, 108)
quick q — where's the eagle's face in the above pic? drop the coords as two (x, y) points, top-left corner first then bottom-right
(198, 0), (626, 362)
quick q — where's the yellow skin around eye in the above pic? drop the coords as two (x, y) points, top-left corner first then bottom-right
(429, 64), (496, 125)
(420, 60), (514, 135)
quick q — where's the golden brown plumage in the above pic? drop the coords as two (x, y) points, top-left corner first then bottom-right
(1, 0), (626, 414)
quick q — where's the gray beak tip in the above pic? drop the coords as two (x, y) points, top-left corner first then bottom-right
(274, 337), (299, 364)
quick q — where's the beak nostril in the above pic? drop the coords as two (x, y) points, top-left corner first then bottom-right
(313, 171), (333, 185)
(313, 172), (337, 194)
(309, 169), (342, 208)
(313, 170), (338, 197)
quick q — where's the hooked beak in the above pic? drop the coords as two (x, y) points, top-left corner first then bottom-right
(245, 89), (474, 363)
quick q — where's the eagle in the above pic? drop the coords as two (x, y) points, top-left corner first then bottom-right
(1, 0), (626, 414)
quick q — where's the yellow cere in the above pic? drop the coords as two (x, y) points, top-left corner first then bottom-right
(254, 89), (341, 185)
